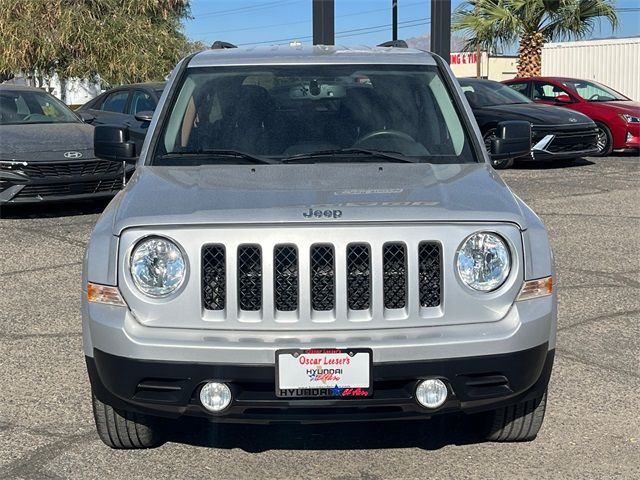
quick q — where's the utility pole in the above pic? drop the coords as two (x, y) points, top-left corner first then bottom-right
(430, 0), (452, 63)
(475, 2), (481, 78)
(312, 0), (335, 45)
(392, 0), (398, 41)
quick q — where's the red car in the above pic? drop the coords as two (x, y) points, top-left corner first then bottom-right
(502, 77), (640, 156)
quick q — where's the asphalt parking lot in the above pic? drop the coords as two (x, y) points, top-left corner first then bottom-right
(0, 155), (638, 479)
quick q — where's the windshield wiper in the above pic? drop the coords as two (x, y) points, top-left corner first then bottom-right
(159, 149), (276, 164)
(282, 148), (417, 164)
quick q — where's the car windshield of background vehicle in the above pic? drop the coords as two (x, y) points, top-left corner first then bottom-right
(153, 64), (476, 165)
(0, 90), (80, 125)
(460, 80), (532, 108)
(562, 80), (628, 102)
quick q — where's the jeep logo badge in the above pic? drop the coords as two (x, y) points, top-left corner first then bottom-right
(303, 208), (342, 219)
(64, 151), (83, 159)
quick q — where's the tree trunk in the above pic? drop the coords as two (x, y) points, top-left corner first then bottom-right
(59, 76), (67, 104)
(517, 31), (543, 77)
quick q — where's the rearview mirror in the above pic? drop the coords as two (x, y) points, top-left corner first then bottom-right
(134, 111), (154, 123)
(78, 111), (95, 123)
(94, 125), (137, 163)
(555, 94), (571, 104)
(490, 121), (531, 161)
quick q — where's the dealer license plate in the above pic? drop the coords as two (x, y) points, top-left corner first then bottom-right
(276, 348), (372, 398)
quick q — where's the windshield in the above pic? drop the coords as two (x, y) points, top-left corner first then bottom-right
(460, 79), (532, 108)
(562, 79), (627, 102)
(153, 64), (476, 165)
(0, 90), (80, 125)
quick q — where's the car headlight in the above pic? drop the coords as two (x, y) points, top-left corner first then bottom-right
(620, 114), (640, 124)
(130, 236), (186, 297)
(456, 232), (511, 292)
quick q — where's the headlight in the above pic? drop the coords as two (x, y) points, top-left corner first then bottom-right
(130, 236), (186, 297)
(456, 232), (511, 292)
(620, 114), (640, 124)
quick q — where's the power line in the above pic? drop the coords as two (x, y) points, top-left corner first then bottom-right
(237, 17), (431, 46)
(197, 0), (301, 19)
(192, 0), (426, 36)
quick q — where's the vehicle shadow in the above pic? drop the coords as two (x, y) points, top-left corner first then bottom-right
(164, 414), (487, 452)
(0, 198), (110, 219)
(513, 157), (595, 170)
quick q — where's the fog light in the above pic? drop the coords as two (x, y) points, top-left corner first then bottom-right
(199, 382), (232, 412)
(416, 379), (448, 409)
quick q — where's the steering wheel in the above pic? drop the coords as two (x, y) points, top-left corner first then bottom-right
(589, 94), (601, 101)
(22, 113), (50, 122)
(353, 129), (416, 148)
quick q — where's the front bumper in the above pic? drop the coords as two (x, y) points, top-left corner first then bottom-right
(87, 344), (554, 423)
(528, 125), (599, 160)
(0, 160), (134, 203)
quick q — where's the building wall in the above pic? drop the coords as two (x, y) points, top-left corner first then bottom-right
(542, 37), (640, 100)
(3, 73), (102, 106)
(450, 52), (518, 81)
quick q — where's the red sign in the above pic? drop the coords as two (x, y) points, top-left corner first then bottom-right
(450, 52), (478, 65)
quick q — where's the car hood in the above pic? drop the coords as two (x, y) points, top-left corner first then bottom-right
(476, 103), (594, 126)
(0, 122), (94, 159)
(592, 100), (640, 116)
(110, 163), (530, 234)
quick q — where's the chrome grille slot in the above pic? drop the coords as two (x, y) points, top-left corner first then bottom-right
(202, 245), (226, 310)
(347, 244), (371, 310)
(237, 246), (262, 311)
(383, 243), (407, 309)
(274, 245), (298, 311)
(418, 242), (441, 307)
(310, 245), (335, 311)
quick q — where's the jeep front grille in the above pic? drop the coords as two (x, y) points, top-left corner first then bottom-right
(383, 243), (407, 309)
(347, 244), (371, 310)
(202, 245), (226, 310)
(274, 245), (298, 311)
(237, 246), (262, 311)
(310, 245), (335, 311)
(202, 242), (441, 317)
(419, 242), (441, 308)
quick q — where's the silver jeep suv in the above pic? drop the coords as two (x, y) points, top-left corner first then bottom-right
(82, 45), (556, 449)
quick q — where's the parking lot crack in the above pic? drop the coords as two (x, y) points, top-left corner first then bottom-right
(558, 308), (640, 333)
(0, 431), (94, 479)
(2, 261), (82, 278)
(556, 348), (640, 380)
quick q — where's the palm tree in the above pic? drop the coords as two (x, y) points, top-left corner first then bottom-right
(453, 0), (618, 77)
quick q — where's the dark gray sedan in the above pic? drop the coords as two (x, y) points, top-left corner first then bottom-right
(0, 85), (133, 204)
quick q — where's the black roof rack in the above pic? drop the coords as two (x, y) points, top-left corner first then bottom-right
(377, 40), (408, 48)
(211, 41), (237, 50)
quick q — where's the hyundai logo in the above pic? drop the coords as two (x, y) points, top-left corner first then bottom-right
(64, 151), (83, 159)
(568, 118), (578, 123)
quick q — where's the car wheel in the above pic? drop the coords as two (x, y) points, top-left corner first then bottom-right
(480, 390), (548, 442)
(594, 122), (613, 156)
(92, 393), (166, 449)
(483, 129), (514, 169)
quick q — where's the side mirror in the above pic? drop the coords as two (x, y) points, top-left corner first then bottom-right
(490, 121), (531, 161)
(134, 111), (154, 123)
(555, 94), (572, 104)
(78, 111), (95, 123)
(94, 125), (137, 163)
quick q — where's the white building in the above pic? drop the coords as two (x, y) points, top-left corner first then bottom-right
(542, 37), (640, 100)
(2, 73), (102, 106)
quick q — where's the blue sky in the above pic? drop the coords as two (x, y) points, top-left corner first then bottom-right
(185, 0), (640, 50)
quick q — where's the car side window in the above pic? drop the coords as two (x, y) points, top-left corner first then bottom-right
(100, 91), (129, 113)
(533, 82), (569, 101)
(507, 82), (529, 98)
(129, 90), (156, 115)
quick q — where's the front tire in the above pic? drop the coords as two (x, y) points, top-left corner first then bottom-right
(481, 390), (548, 442)
(91, 393), (166, 449)
(483, 128), (514, 169)
(594, 122), (613, 156)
